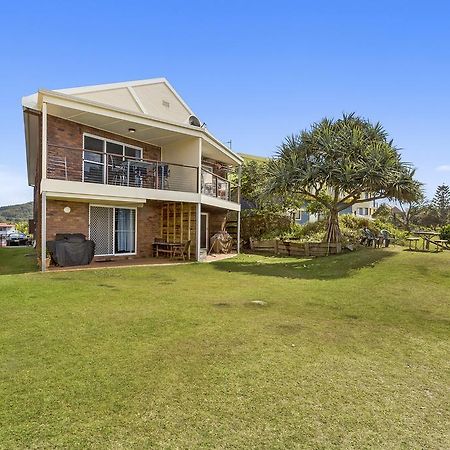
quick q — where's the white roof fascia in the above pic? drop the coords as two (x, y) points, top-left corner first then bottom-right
(54, 78), (168, 95)
(202, 131), (243, 164)
(22, 93), (39, 110)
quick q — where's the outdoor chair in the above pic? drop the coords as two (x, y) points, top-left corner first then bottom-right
(360, 228), (376, 247)
(173, 240), (191, 261)
(377, 229), (391, 248)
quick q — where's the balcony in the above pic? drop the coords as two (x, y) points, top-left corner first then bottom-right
(201, 168), (239, 203)
(47, 145), (198, 193)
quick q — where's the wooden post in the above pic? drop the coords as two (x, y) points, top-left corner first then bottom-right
(304, 242), (310, 257)
(173, 203), (176, 242)
(181, 202), (184, 243)
(187, 204), (191, 260)
(166, 203), (169, 241)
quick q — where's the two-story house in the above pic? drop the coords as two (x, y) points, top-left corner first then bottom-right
(22, 78), (242, 271)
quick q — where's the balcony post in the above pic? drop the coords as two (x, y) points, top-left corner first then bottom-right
(40, 192), (47, 272)
(195, 202), (201, 261)
(42, 102), (47, 181)
(237, 165), (242, 203)
(237, 209), (241, 254)
(41, 103), (48, 272)
(197, 138), (202, 194)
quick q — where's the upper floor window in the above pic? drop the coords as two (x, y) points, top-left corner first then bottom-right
(357, 207), (369, 216)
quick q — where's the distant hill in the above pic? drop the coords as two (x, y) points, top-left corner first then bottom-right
(0, 202), (33, 223)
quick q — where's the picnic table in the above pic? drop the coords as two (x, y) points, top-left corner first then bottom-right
(152, 241), (187, 259)
(153, 241), (178, 258)
(412, 231), (448, 252)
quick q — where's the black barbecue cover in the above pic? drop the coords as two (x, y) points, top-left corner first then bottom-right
(47, 234), (95, 267)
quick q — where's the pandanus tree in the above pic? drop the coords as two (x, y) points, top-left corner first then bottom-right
(265, 114), (422, 244)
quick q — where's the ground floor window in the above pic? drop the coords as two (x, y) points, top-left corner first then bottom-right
(89, 205), (136, 256)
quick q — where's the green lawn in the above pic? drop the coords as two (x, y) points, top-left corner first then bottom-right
(0, 246), (37, 275)
(0, 248), (449, 449)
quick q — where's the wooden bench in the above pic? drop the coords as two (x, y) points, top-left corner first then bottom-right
(434, 239), (448, 252)
(406, 237), (420, 251)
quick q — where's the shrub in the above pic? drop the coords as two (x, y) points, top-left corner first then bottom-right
(340, 214), (370, 230)
(241, 211), (292, 242)
(440, 224), (450, 240)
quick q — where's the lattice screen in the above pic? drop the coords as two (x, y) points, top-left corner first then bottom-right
(90, 206), (114, 255)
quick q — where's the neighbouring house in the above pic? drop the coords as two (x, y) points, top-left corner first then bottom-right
(293, 198), (378, 225)
(0, 223), (16, 236)
(22, 78), (242, 270)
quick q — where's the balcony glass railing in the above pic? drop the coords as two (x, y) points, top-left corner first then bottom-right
(201, 168), (239, 203)
(47, 145), (198, 193)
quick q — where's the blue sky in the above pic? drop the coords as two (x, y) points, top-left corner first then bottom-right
(1, 0), (449, 206)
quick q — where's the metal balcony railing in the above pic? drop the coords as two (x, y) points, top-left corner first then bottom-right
(47, 144), (198, 193)
(201, 168), (240, 203)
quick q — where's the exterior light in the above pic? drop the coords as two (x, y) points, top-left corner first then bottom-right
(128, 128), (136, 133)
(63, 206), (71, 214)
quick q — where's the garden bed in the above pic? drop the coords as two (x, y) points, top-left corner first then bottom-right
(250, 238), (342, 257)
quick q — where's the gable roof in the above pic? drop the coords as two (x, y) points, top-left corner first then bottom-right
(23, 78), (197, 125)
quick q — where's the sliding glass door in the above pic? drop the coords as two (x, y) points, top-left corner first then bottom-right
(90, 206), (136, 256)
(115, 208), (136, 254)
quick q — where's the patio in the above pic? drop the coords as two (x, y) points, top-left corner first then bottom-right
(48, 253), (237, 272)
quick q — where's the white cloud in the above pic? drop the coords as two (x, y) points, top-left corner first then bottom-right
(436, 164), (450, 172)
(0, 165), (33, 207)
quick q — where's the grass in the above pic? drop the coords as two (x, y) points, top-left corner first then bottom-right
(0, 246), (37, 275)
(0, 247), (449, 449)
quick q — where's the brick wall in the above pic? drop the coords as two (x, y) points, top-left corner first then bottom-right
(45, 199), (161, 259)
(46, 115), (161, 181)
(202, 157), (229, 179)
(136, 201), (162, 257)
(46, 200), (89, 241)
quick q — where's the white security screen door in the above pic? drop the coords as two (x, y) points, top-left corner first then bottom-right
(89, 206), (137, 256)
(90, 206), (114, 255)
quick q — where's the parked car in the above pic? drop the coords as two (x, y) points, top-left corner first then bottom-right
(6, 232), (30, 246)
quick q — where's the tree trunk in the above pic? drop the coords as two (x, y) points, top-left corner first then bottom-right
(325, 209), (341, 244)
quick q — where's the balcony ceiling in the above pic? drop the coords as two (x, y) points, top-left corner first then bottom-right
(46, 103), (189, 146)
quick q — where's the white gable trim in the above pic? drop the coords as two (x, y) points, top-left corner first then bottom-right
(127, 87), (148, 114)
(55, 78), (168, 95)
